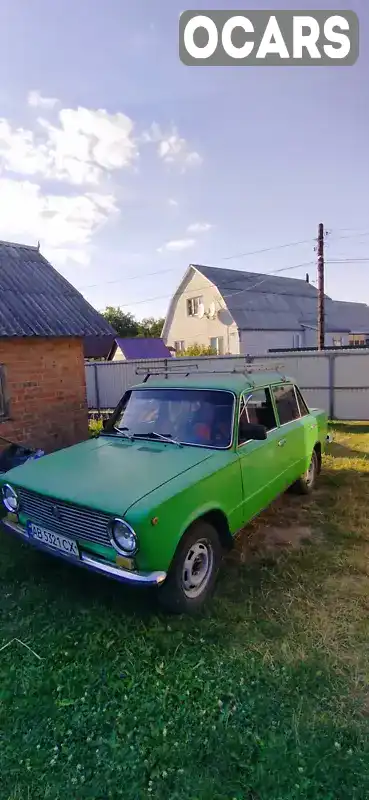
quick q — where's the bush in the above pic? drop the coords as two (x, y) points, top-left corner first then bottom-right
(177, 344), (217, 357)
(89, 418), (103, 438)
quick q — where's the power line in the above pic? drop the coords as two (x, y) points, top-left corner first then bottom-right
(220, 237), (315, 262)
(77, 229), (369, 292)
(102, 260), (315, 310)
(76, 236), (317, 291)
(327, 258), (369, 263)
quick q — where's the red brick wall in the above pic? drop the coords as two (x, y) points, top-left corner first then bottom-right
(0, 337), (88, 453)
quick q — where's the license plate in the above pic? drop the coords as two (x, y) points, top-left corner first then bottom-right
(26, 522), (79, 558)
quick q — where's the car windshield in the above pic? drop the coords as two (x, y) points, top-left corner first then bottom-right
(107, 388), (235, 449)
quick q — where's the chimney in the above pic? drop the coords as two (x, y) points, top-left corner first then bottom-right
(306, 273), (309, 283)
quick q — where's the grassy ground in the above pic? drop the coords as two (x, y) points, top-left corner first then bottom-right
(1, 423), (369, 799)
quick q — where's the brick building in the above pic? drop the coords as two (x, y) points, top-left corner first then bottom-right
(0, 241), (114, 452)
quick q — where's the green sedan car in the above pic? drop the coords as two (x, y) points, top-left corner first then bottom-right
(1, 368), (328, 613)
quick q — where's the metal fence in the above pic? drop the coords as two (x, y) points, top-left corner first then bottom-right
(85, 349), (369, 420)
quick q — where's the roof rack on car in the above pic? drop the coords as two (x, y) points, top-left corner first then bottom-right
(135, 362), (287, 384)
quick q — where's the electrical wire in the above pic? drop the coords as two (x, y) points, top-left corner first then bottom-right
(76, 236), (316, 291)
(327, 258), (369, 263)
(105, 260), (315, 310)
(76, 229), (369, 292)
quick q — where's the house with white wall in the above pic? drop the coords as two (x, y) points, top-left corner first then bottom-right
(162, 264), (369, 355)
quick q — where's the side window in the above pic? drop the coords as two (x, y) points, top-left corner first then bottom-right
(295, 387), (309, 417)
(272, 384), (300, 425)
(0, 365), (9, 419)
(238, 388), (276, 444)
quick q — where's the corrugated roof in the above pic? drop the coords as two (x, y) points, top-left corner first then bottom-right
(84, 335), (116, 359)
(0, 241), (115, 338)
(112, 338), (173, 360)
(194, 264), (369, 334)
(332, 301), (369, 333)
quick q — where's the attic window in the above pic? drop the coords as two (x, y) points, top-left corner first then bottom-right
(187, 297), (203, 317)
(0, 365), (9, 420)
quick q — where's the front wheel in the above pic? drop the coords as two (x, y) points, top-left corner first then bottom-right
(291, 450), (319, 495)
(158, 521), (222, 614)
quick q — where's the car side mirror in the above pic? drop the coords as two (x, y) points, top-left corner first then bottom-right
(240, 421), (267, 442)
(102, 418), (109, 430)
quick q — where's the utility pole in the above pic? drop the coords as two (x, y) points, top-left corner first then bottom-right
(317, 222), (325, 350)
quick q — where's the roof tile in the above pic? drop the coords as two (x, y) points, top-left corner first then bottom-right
(0, 241), (115, 338)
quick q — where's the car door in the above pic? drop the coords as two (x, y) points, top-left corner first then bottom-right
(237, 386), (289, 524)
(271, 382), (311, 487)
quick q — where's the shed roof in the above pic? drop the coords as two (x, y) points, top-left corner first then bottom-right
(110, 337), (173, 360)
(84, 335), (116, 360)
(0, 241), (115, 338)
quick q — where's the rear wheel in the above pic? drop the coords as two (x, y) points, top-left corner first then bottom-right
(159, 521), (222, 614)
(291, 450), (319, 495)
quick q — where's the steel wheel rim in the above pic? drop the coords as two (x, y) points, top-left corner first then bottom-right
(181, 539), (214, 599)
(305, 454), (316, 487)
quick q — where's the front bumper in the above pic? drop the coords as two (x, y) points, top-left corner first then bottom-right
(1, 518), (166, 587)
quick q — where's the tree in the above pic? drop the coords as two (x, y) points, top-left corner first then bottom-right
(102, 307), (139, 338)
(177, 343), (217, 357)
(101, 307), (166, 341)
(137, 317), (165, 338)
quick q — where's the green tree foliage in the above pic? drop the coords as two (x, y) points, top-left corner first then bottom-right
(102, 307), (139, 338)
(177, 343), (217, 357)
(101, 308), (165, 339)
(137, 317), (165, 338)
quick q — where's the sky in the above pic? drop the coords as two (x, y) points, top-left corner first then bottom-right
(0, 0), (368, 320)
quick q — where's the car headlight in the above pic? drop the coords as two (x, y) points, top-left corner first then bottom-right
(2, 484), (19, 513)
(109, 518), (138, 555)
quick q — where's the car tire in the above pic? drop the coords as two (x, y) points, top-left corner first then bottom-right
(158, 521), (223, 615)
(291, 450), (319, 495)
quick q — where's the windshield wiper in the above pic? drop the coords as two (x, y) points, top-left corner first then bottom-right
(132, 431), (182, 447)
(113, 426), (134, 439)
(101, 426), (133, 440)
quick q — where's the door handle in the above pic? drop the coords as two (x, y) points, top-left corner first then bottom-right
(278, 439), (287, 447)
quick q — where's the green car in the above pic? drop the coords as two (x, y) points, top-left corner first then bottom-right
(1, 368), (328, 613)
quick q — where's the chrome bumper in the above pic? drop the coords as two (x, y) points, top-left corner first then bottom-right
(1, 518), (166, 587)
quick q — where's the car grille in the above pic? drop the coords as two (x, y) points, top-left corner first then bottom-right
(18, 488), (112, 547)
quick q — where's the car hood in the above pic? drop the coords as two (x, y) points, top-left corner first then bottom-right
(3, 436), (214, 517)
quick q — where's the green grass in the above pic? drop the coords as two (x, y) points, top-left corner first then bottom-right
(1, 424), (369, 799)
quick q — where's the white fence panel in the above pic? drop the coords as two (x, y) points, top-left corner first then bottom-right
(335, 389), (369, 421)
(85, 349), (369, 420)
(335, 353), (369, 388)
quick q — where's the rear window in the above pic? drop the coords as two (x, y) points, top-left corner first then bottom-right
(272, 384), (300, 425)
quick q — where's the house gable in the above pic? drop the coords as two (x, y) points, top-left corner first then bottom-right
(162, 266), (239, 354)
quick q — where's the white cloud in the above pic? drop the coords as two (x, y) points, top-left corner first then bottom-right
(187, 222), (213, 234)
(0, 107), (138, 185)
(28, 90), (59, 109)
(168, 198), (179, 207)
(143, 122), (202, 171)
(157, 238), (196, 253)
(0, 178), (118, 264)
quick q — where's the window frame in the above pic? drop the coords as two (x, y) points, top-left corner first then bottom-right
(174, 340), (185, 354)
(271, 382), (302, 428)
(0, 365), (10, 421)
(187, 296), (203, 317)
(210, 336), (224, 356)
(237, 386), (278, 448)
(294, 386), (310, 417)
(105, 386), (237, 452)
